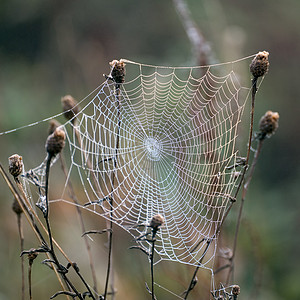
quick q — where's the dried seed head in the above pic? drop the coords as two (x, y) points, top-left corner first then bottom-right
(232, 285), (240, 296)
(258, 110), (279, 140)
(27, 249), (38, 265)
(149, 214), (165, 229)
(8, 154), (23, 178)
(48, 119), (61, 135)
(109, 60), (126, 85)
(46, 127), (66, 156)
(12, 198), (23, 215)
(250, 51), (269, 78)
(61, 95), (79, 123)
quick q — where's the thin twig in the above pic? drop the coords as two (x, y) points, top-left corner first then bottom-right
(173, 0), (210, 67)
(28, 259), (33, 300)
(59, 154), (98, 294)
(215, 77), (258, 236)
(0, 164), (71, 299)
(183, 240), (211, 299)
(43, 155), (85, 300)
(185, 77), (258, 295)
(226, 138), (264, 284)
(17, 213), (25, 300)
(150, 232), (156, 300)
(103, 80), (121, 300)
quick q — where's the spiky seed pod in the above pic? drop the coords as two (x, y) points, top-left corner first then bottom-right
(109, 60), (126, 85)
(149, 214), (165, 229)
(258, 110), (280, 140)
(61, 95), (79, 124)
(46, 127), (66, 156)
(8, 154), (23, 178)
(250, 51), (269, 78)
(232, 285), (241, 296)
(48, 119), (61, 135)
(12, 198), (23, 215)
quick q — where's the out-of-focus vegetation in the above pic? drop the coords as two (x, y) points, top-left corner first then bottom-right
(0, 0), (299, 299)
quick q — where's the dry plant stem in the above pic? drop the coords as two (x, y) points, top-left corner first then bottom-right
(226, 138), (264, 284)
(14, 176), (75, 265)
(185, 78), (258, 296)
(44, 156), (85, 300)
(183, 240), (211, 299)
(0, 164), (70, 300)
(59, 155), (98, 294)
(149, 229), (158, 300)
(17, 213), (25, 300)
(29, 260), (33, 300)
(103, 84), (121, 300)
(173, 0), (209, 67)
(215, 77), (258, 234)
(72, 114), (108, 298)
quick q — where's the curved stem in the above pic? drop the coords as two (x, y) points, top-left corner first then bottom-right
(215, 77), (258, 236)
(226, 139), (264, 284)
(59, 155), (98, 294)
(44, 155), (85, 300)
(184, 240), (211, 299)
(104, 84), (121, 299)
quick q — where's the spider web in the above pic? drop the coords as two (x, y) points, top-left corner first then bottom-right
(6, 56), (254, 271)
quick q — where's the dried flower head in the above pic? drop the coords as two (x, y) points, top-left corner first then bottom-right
(250, 51), (269, 78)
(149, 214), (165, 229)
(48, 119), (61, 135)
(231, 285), (240, 296)
(61, 95), (79, 124)
(27, 249), (38, 265)
(109, 60), (126, 85)
(46, 127), (66, 156)
(258, 110), (279, 140)
(12, 198), (23, 215)
(8, 154), (23, 178)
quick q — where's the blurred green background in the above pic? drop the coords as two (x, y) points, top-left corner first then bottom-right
(0, 0), (299, 299)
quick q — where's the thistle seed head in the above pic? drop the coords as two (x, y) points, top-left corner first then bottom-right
(232, 285), (240, 296)
(61, 95), (79, 124)
(250, 51), (269, 78)
(46, 127), (66, 156)
(109, 60), (126, 85)
(258, 110), (279, 140)
(149, 214), (165, 229)
(8, 154), (23, 178)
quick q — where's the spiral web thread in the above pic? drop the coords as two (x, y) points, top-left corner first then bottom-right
(21, 56), (254, 273)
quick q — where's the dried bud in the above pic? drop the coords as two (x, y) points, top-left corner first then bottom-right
(48, 119), (61, 135)
(109, 60), (126, 85)
(61, 95), (79, 124)
(149, 214), (165, 229)
(46, 127), (66, 156)
(258, 110), (279, 140)
(27, 250), (38, 265)
(12, 198), (23, 215)
(8, 154), (23, 178)
(231, 285), (240, 296)
(250, 51), (269, 78)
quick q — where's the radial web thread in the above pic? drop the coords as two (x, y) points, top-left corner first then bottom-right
(19, 56), (254, 270)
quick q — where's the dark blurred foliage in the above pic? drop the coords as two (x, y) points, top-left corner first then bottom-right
(0, 0), (300, 299)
